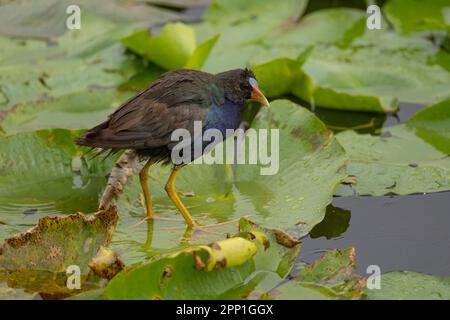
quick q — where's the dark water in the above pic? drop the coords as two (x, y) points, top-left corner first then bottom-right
(295, 102), (450, 277)
(298, 192), (450, 276)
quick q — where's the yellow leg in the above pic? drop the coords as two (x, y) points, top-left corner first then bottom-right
(165, 166), (198, 228)
(139, 160), (155, 218)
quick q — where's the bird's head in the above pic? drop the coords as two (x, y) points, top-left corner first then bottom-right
(214, 68), (270, 107)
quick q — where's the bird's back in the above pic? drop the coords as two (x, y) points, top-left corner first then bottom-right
(75, 69), (216, 153)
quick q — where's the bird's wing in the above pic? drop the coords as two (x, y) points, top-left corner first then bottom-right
(77, 70), (214, 150)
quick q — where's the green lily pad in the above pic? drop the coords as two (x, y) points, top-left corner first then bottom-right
(75, 0), (179, 26)
(121, 23), (218, 70)
(104, 218), (300, 299)
(118, 64), (166, 91)
(203, 0), (305, 26)
(122, 23), (194, 70)
(0, 0), (178, 39)
(202, 3), (449, 112)
(185, 34), (220, 70)
(334, 100), (450, 196)
(0, 14), (141, 111)
(406, 98), (450, 154)
(0, 89), (132, 136)
(266, 8), (366, 49)
(292, 32), (450, 113)
(197, 1), (450, 112)
(250, 47), (313, 98)
(263, 248), (365, 299)
(365, 271), (450, 300)
(0, 0), (69, 39)
(384, 0), (450, 33)
(197, 0), (308, 73)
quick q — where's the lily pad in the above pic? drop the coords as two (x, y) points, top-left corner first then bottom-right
(121, 23), (218, 70)
(0, 206), (118, 272)
(365, 271), (450, 300)
(334, 100), (450, 196)
(197, 1), (450, 112)
(266, 8), (366, 49)
(104, 218), (300, 299)
(0, 89), (132, 136)
(0, 14), (141, 111)
(406, 98), (450, 154)
(0, 0), (178, 39)
(0, 206), (119, 296)
(292, 33), (450, 113)
(383, 0), (450, 33)
(0, 0), (69, 39)
(201, 2), (450, 112)
(118, 65), (166, 91)
(263, 248), (365, 299)
(250, 47), (313, 98)
(185, 34), (220, 70)
(196, 0), (308, 73)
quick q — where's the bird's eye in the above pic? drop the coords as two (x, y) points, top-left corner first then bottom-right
(249, 77), (258, 88)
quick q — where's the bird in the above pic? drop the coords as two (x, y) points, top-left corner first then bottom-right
(75, 68), (269, 228)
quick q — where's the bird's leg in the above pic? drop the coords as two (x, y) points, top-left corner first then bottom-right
(165, 166), (199, 228)
(139, 160), (155, 218)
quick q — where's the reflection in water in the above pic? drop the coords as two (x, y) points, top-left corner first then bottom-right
(309, 205), (351, 239)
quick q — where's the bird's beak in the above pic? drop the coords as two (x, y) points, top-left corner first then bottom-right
(250, 85), (270, 107)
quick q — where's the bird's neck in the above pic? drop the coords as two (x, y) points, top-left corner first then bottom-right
(206, 100), (246, 136)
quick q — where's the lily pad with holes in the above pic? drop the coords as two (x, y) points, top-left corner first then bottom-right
(0, 206), (119, 296)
